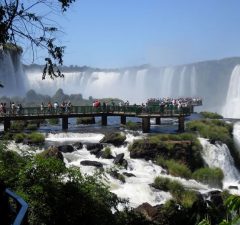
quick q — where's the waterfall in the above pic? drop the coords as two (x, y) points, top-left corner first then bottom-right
(0, 50), (26, 96)
(25, 65), (198, 103)
(222, 65), (240, 118)
(199, 137), (240, 186)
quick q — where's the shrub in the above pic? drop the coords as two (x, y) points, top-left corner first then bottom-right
(76, 117), (95, 124)
(28, 132), (45, 144)
(47, 118), (59, 125)
(153, 177), (197, 208)
(186, 119), (232, 146)
(102, 147), (112, 158)
(26, 123), (38, 130)
(192, 167), (224, 188)
(11, 121), (25, 131)
(200, 111), (223, 119)
(166, 160), (192, 179)
(13, 133), (27, 143)
(156, 157), (192, 179)
(125, 121), (140, 130)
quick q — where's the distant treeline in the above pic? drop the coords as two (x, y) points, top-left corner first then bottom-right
(23, 63), (150, 73)
(0, 88), (123, 107)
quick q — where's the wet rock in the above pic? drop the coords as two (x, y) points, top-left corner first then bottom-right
(89, 148), (102, 155)
(100, 132), (126, 146)
(209, 139), (216, 144)
(109, 170), (125, 183)
(80, 160), (103, 168)
(135, 202), (162, 221)
(229, 185), (238, 190)
(96, 151), (114, 159)
(122, 159), (128, 169)
(58, 145), (75, 153)
(40, 146), (64, 162)
(122, 172), (136, 177)
(113, 153), (124, 165)
(23, 139), (33, 145)
(86, 143), (103, 151)
(72, 142), (83, 150)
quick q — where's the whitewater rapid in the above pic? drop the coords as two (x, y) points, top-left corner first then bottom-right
(43, 131), (209, 208)
(7, 123), (240, 207)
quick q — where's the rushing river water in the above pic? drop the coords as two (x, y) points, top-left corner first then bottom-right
(5, 116), (240, 208)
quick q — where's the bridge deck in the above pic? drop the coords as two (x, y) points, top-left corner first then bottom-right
(0, 105), (193, 120)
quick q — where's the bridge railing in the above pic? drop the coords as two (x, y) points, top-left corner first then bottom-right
(0, 105), (191, 117)
(5, 189), (28, 225)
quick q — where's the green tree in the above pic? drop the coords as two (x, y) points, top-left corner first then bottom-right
(0, 0), (75, 79)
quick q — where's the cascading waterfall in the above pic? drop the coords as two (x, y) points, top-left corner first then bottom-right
(222, 65), (240, 118)
(0, 50), (26, 96)
(25, 65), (198, 103)
(38, 132), (209, 207)
(199, 137), (240, 190)
(1, 53), (240, 116)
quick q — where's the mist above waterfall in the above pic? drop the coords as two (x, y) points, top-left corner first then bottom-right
(1, 52), (240, 116)
(23, 57), (240, 115)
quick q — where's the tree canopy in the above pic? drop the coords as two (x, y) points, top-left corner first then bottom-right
(0, 0), (75, 79)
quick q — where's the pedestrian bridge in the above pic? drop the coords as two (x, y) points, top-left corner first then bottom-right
(0, 105), (199, 133)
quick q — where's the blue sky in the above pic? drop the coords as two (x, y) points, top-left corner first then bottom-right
(23, 0), (240, 68)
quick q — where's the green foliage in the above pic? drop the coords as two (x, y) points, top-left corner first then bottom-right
(192, 167), (224, 188)
(47, 118), (59, 125)
(103, 147), (112, 158)
(13, 133), (27, 143)
(11, 121), (25, 131)
(26, 123), (38, 131)
(28, 132), (45, 144)
(125, 121), (140, 130)
(0, 142), (27, 188)
(129, 133), (204, 171)
(76, 117), (95, 124)
(186, 119), (233, 146)
(156, 157), (192, 179)
(200, 111), (223, 119)
(153, 177), (197, 208)
(13, 132), (45, 144)
(198, 195), (240, 225)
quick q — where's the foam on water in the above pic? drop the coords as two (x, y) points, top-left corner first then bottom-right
(199, 137), (240, 192)
(45, 132), (104, 143)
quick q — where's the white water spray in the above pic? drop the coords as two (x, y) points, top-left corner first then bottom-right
(222, 65), (240, 118)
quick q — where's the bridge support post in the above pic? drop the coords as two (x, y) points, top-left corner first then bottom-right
(62, 116), (68, 130)
(142, 117), (150, 133)
(190, 105), (194, 113)
(121, 116), (126, 125)
(156, 117), (161, 125)
(4, 118), (10, 132)
(178, 116), (185, 132)
(102, 115), (107, 126)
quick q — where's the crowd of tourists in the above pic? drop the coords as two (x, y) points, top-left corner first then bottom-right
(146, 97), (202, 108)
(0, 102), (23, 115)
(0, 97), (202, 116)
(42, 101), (73, 113)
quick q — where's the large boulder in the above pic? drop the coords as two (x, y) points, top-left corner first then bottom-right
(100, 132), (126, 146)
(80, 160), (103, 168)
(113, 153), (125, 165)
(72, 142), (83, 150)
(58, 145), (75, 153)
(40, 146), (64, 162)
(86, 143), (103, 151)
(135, 202), (162, 222)
(109, 170), (125, 183)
